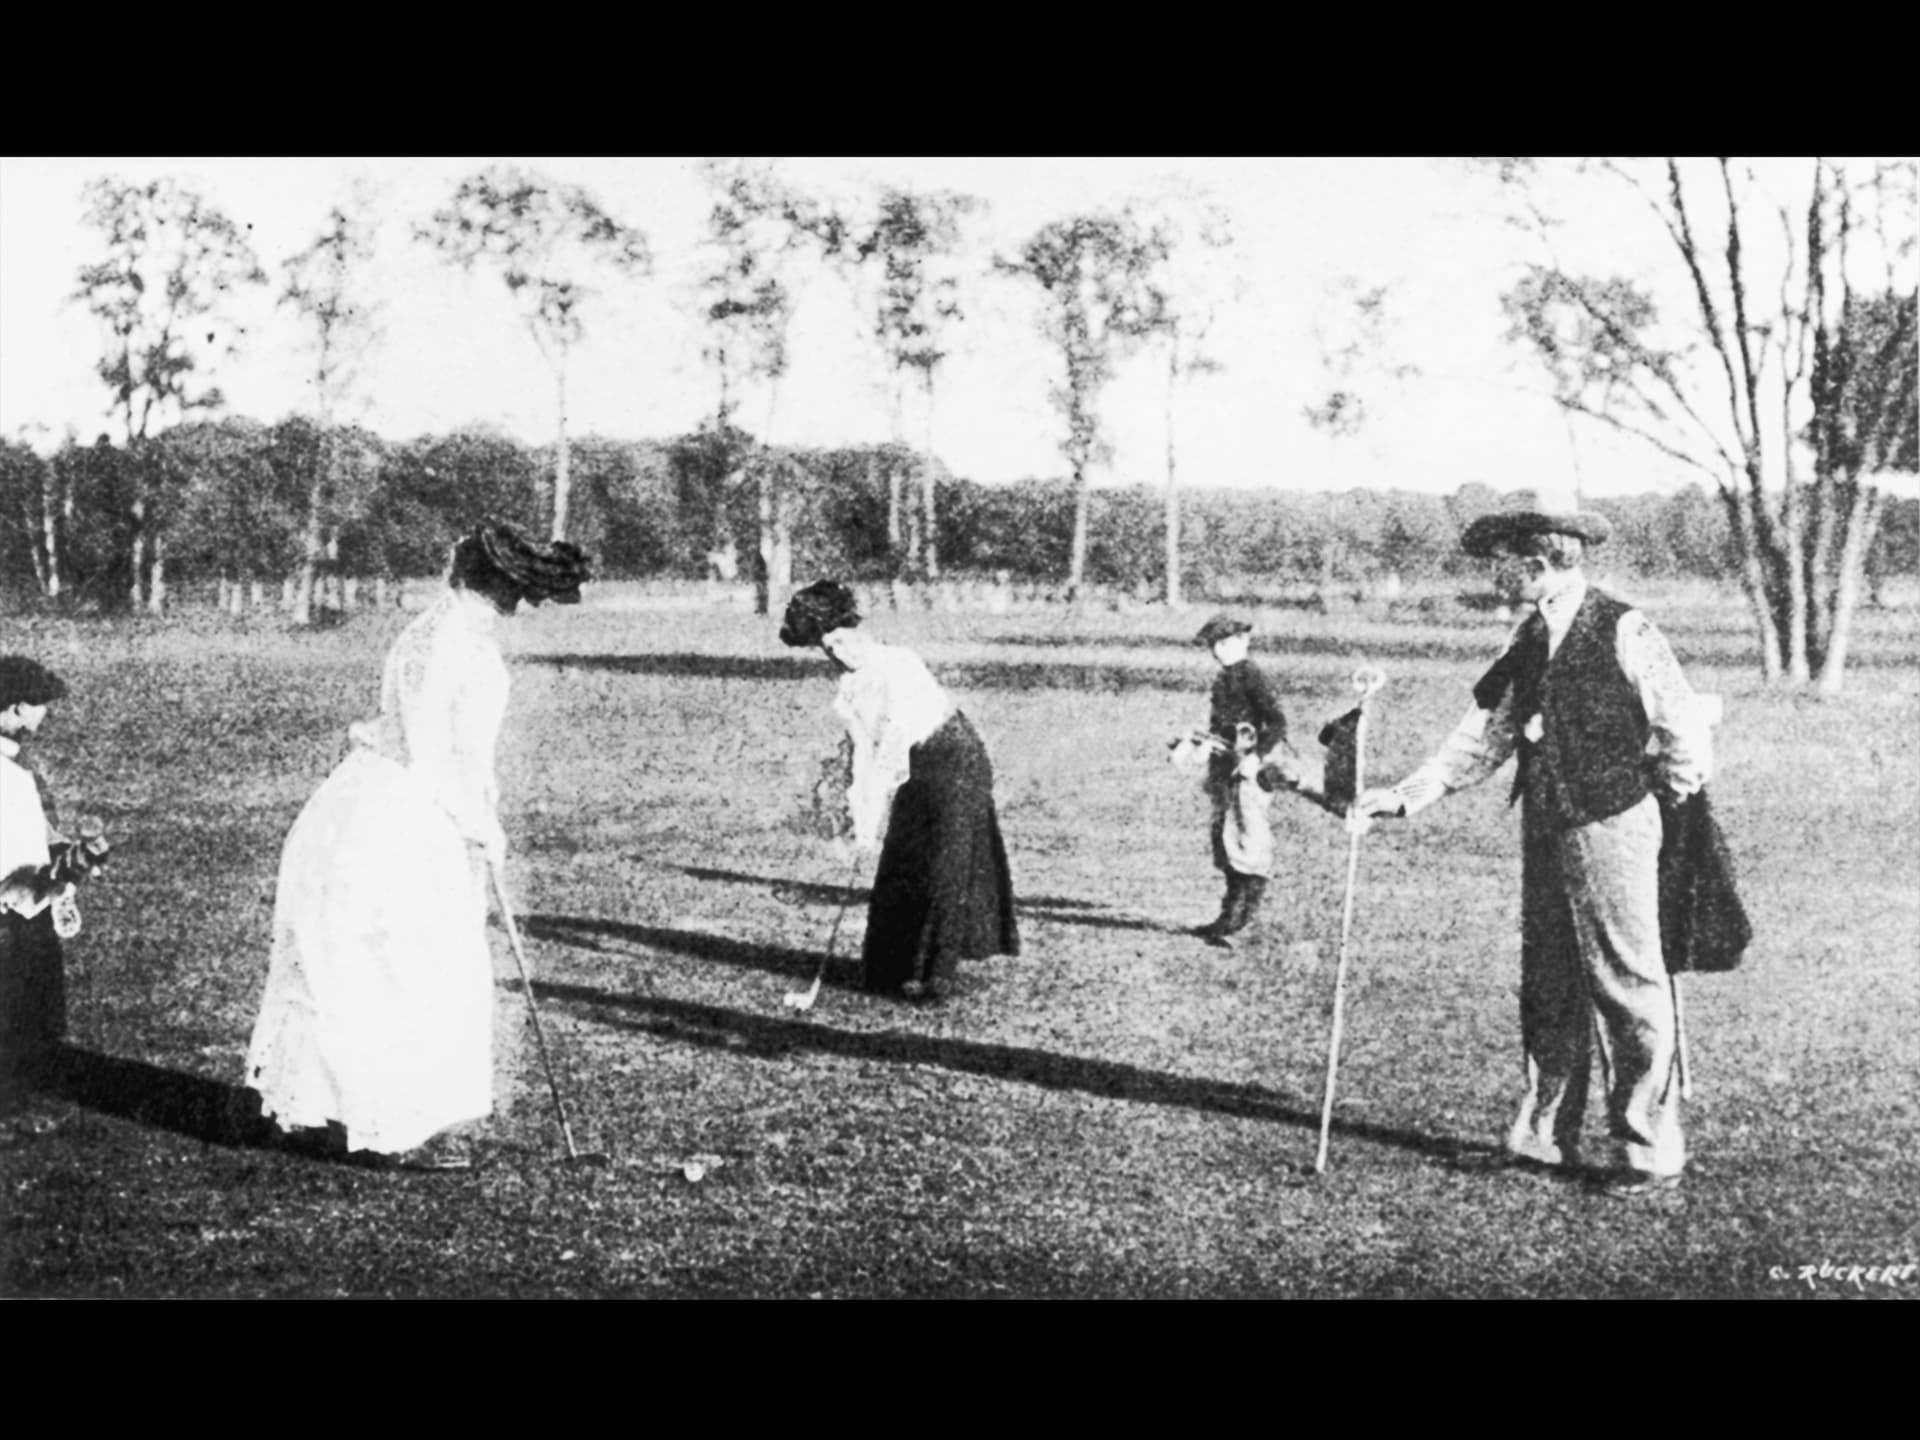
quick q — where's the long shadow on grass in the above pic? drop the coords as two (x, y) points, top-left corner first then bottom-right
(527, 977), (1461, 1163)
(523, 913), (863, 991)
(670, 864), (1189, 935)
(25, 1044), (274, 1150)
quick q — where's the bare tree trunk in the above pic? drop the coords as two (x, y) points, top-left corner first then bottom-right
(128, 497), (147, 613)
(754, 463), (773, 618)
(1817, 481), (1883, 693)
(1067, 465), (1091, 604)
(20, 502), (48, 595)
(552, 357), (572, 542)
(1722, 472), (1784, 681)
(921, 372), (940, 581)
(885, 385), (904, 562)
(39, 466), (60, 599)
(770, 467), (794, 613)
(295, 420), (329, 627)
(1164, 348), (1182, 607)
(147, 533), (167, 615)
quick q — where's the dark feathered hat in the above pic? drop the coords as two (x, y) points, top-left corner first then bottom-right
(461, 520), (595, 604)
(1460, 509), (1612, 558)
(1196, 611), (1253, 646)
(780, 580), (862, 648)
(0, 656), (68, 710)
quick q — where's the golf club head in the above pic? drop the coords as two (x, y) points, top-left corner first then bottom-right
(781, 986), (819, 1013)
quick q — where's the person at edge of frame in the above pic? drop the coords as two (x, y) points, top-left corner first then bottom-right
(779, 579), (1019, 1002)
(1179, 611), (1294, 947)
(1351, 502), (1715, 1199)
(242, 521), (593, 1172)
(1, 656), (110, 1140)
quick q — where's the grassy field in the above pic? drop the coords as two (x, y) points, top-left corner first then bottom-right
(3, 582), (1917, 1298)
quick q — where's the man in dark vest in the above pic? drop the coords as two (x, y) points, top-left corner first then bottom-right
(1354, 508), (1715, 1197)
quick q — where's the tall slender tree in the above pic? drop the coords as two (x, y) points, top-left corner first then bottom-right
(1492, 156), (1917, 691)
(419, 167), (652, 542)
(693, 158), (847, 615)
(854, 185), (981, 584)
(997, 211), (1163, 602)
(72, 175), (267, 612)
(1130, 181), (1241, 607)
(281, 185), (383, 624)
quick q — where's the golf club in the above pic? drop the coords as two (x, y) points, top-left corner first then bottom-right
(1316, 665), (1386, 1175)
(783, 851), (862, 1013)
(489, 863), (611, 1168)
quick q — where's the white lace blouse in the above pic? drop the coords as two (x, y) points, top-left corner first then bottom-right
(348, 588), (509, 844)
(834, 642), (953, 849)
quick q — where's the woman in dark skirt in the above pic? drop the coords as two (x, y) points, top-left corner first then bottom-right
(780, 580), (1019, 998)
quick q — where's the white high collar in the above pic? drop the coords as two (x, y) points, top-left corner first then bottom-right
(0, 735), (20, 760)
(1536, 574), (1588, 655)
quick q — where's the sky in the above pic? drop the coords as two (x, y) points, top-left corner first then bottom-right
(0, 155), (1820, 504)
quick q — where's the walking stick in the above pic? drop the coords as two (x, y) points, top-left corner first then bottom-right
(1671, 974), (1694, 1101)
(1316, 666), (1386, 1175)
(489, 862), (609, 1167)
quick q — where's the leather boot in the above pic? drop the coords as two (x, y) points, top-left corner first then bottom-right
(1197, 873), (1242, 940)
(1226, 875), (1268, 934)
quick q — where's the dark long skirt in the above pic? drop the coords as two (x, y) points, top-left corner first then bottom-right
(862, 711), (1019, 993)
(1, 909), (66, 1080)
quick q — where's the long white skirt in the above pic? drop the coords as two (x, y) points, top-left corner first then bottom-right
(245, 748), (494, 1155)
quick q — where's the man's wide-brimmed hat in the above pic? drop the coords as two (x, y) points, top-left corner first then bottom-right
(1460, 509), (1612, 557)
(0, 656), (68, 710)
(1195, 612), (1253, 646)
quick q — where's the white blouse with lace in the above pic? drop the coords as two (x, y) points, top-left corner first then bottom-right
(834, 643), (953, 849)
(348, 587), (509, 845)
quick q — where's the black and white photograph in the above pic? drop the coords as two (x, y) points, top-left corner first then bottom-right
(1, 156), (1914, 1298)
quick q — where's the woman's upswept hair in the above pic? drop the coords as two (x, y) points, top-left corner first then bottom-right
(450, 520), (595, 604)
(779, 579), (862, 648)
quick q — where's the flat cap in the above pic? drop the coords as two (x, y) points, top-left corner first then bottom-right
(0, 656), (68, 710)
(1460, 509), (1612, 557)
(1196, 612), (1253, 645)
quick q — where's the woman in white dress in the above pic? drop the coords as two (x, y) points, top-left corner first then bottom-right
(780, 580), (1019, 999)
(245, 522), (591, 1168)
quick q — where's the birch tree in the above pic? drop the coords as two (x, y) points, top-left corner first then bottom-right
(854, 185), (980, 584)
(1493, 156), (1917, 692)
(1131, 182), (1241, 607)
(72, 176), (267, 612)
(281, 187), (383, 624)
(419, 167), (652, 542)
(997, 212), (1163, 603)
(694, 158), (847, 615)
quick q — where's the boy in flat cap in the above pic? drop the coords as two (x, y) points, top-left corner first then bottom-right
(1354, 506), (1715, 1197)
(2, 657), (108, 1119)
(1176, 613), (1293, 945)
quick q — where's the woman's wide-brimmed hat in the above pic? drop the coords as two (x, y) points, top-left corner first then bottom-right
(467, 520), (594, 604)
(780, 579), (862, 648)
(1460, 509), (1612, 558)
(0, 656), (68, 710)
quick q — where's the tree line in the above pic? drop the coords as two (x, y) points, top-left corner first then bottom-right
(9, 418), (1912, 611)
(5, 158), (1914, 690)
